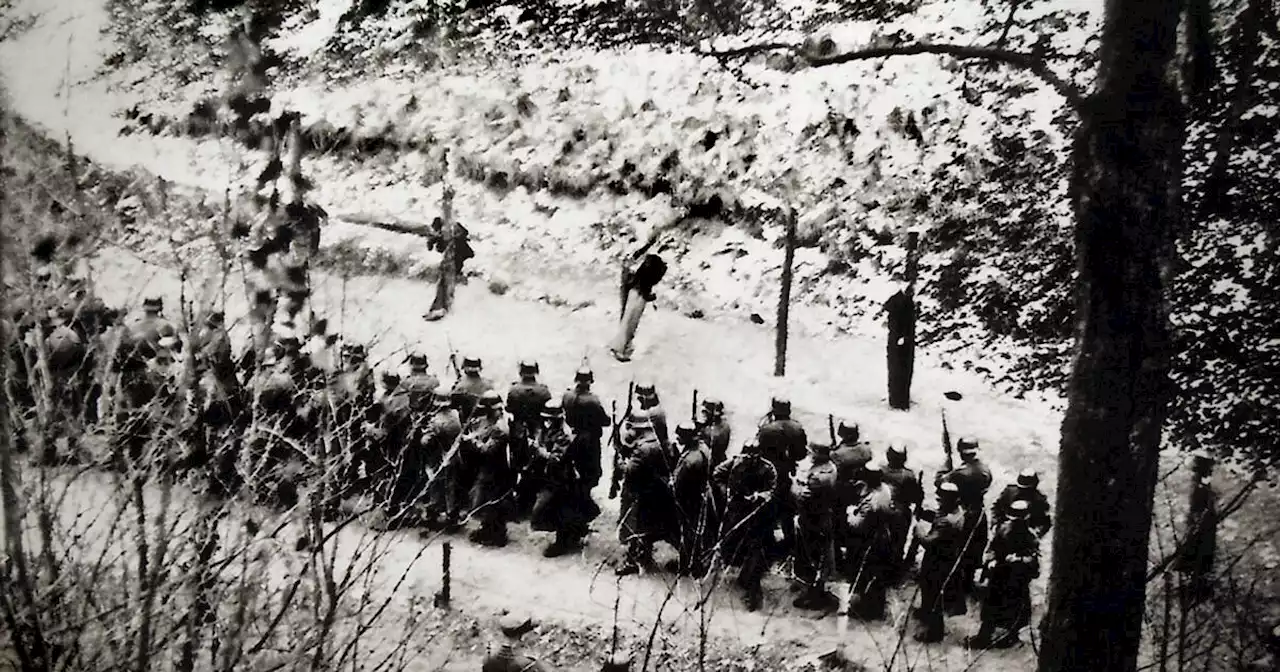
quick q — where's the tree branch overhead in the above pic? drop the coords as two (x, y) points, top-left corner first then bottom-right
(703, 40), (1087, 111)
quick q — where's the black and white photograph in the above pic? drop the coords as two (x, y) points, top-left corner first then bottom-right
(0, 0), (1277, 669)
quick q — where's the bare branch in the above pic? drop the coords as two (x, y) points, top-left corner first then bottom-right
(702, 41), (1087, 111)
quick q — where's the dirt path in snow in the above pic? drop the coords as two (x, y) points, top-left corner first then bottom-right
(0, 2), (1060, 669)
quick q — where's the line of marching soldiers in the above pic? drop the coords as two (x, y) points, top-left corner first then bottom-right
(7, 281), (1055, 650)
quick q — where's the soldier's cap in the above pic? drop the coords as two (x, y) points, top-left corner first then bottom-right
(432, 389), (453, 403)
(407, 353), (428, 368)
(1009, 500), (1031, 516)
(771, 396), (791, 410)
(142, 297), (163, 310)
(864, 461), (883, 475)
(1016, 469), (1039, 488)
(518, 360), (539, 375)
(478, 390), (503, 407)
(957, 437), (980, 452)
(498, 613), (534, 638)
(809, 441), (833, 454)
(887, 443), (907, 459)
(675, 423), (698, 439)
(938, 482), (960, 497)
(574, 366), (593, 382)
(701, 398), (724, 413)
(837, 422), (859, 440)
(462, 356), (482, 371)
(381, 371), (402, 385)
(740, 440), (761, 453)
(542, 398), (563, 417)
(635, 382), (657, 396)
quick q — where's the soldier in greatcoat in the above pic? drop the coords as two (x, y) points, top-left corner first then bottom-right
(452, 356), (495, 421)
(714, 441), (778, 612)
(831, 422), (873, 488)
(756, 396), (807, 557)
(508, 360), (552, 519)
(460, 391), (512, 547)
(844, 462), (897, 621)
(561, 366), (609, 498)
(40, 307), (89, 464)
(112, 336), (185, 475)
(530, 399), (600, 557)
(882, 443), (924, 583)
(378, 372), (425, 527)
(671, 423), (718, 577)
(634, 382), (669, 451)
(990, 469), (1052, 538)
(421, 389), (465, 531)
(912, 482), (968, 643)
(615, 410), (677, 576)
(936, 437), (993, 610)
(696, 398), (731, 467)
(967, 499), (1039, 649)
(792, 441), (840, 611)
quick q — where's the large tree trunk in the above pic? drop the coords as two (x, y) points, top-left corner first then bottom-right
(1036, 0), (1184, 670)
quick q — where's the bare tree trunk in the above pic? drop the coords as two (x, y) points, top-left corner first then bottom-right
(774, 208), (796, 377)
(1036, 0), (1185, 669)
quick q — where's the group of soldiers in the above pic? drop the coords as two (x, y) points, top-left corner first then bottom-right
(7, 270), (1058, 651)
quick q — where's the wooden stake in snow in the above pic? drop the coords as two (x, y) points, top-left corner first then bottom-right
(774, 208), (797, 377)
(426, 159), (456, 322)
(434, 541), (451, 608)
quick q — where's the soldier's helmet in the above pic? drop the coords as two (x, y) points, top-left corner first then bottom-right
(1016, 469), (1039, 488)
(837, 422), (860, 442)
(887, 442), (908, 462)
(635, 381), (657, 398)
(518, 360), (539, 376)
(574, 366), (593, 383)
(956, 437), (980, 454)
(702, 398), (724, 416)
(407, 353), (428, 370)
(542, 398), (563, 418)
(381, 371), (402, 388)
(154, 336), (179, 363)
(142, 296), (163, 313)
(740, 440), (761, 455)
(601, 652), (633, 672)
(938, 481), (960, 499)
(432, 389), (453, 406)
(497, 613), (534, 639)
(809, 441), (833, 456)
(462, 356), (483, 373)
(675, 423), (698, 443)
(478, 390), (503, 409)
(1008, 499), (1031, 518)
(770, 396), (791, 415)
(864, 461), (883, 481)
(626, 409), (653, 430)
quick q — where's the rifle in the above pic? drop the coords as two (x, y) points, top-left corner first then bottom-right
(691, 389), (698, 426)
(827, 414), (836, 446)
(445, 334), (461, 380)
(608, 382), (635, 499)
(941, 408), (954, 473)
(902, 469), (926, 574)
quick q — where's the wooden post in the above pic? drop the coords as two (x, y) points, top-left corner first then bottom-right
(905, 230), (920, 296)
(426, 155), (456, 320)
(434, 541), (452, 608)
(774, 208), (796, 377)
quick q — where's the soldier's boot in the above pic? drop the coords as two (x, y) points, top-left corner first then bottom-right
(743, 582), (764, 612)
(793, 585), (838, 611)
(616, 542), (653, 576)
(912, 613), (945, 644)
(543, 530), (583, 558)
(964, 622), (997, 650)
